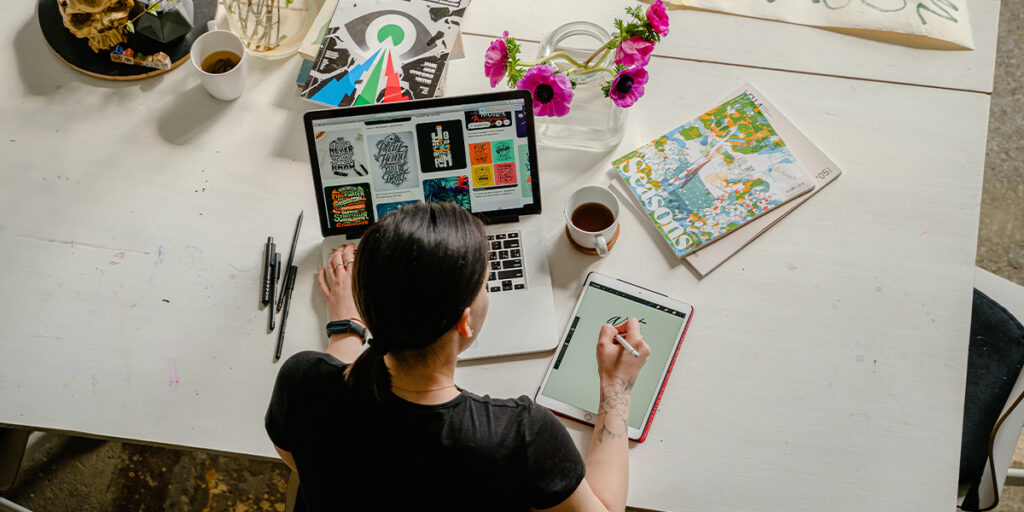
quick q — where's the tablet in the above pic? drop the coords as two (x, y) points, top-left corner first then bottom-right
(535, 272), (693, 442)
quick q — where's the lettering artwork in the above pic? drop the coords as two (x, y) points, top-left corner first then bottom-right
(325, 184), (373, 229)
(375, 133), (410, 186)
(432, 126), (453, 168)
(415, 120), (466, 173)
(369, 131), (419, 191)
(329, 136), (356, 176)
(464, 110), (513, 131)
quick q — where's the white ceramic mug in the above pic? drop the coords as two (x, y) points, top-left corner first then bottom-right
(564, 185), (620, 257)
(190, 30), (247, 101)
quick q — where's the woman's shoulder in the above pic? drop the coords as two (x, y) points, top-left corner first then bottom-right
(459, 392), (556, 423)
(276, 350), (349, 390)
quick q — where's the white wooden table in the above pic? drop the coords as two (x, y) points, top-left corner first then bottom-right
(0, 1), (1000, 510)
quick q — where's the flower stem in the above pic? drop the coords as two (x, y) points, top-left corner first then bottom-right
(583, 44), (612, 67)
(518, 51), (589, 69)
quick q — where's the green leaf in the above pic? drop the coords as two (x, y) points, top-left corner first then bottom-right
(279, 34), (287, 42)
(285, 0), (294, 6)
(125, 20), (134, 33)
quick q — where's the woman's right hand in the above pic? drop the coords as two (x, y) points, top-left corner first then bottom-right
(318, 243), (361, 323)
(595, 318), (650, 387)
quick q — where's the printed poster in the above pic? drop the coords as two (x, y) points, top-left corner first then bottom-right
(301, 0), (468, 107)
(670, 0), (973, 49)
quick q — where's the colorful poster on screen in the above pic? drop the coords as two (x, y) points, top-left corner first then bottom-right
(423, 175), (471, 210)
(326, 183), (374, 228)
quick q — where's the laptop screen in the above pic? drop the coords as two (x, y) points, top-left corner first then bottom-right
(303, 91), (541, 238)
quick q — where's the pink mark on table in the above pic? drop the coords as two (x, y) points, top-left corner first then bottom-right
(920, 230), (929, 236)
(169, 358), (180, 390)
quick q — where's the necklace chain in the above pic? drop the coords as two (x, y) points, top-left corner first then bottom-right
(392, 382), (457, 393)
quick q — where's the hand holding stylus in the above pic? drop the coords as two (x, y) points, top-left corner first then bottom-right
(596, 318), (650, 386)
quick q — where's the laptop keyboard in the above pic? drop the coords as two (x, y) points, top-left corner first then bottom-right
(486, 230), (526, 293)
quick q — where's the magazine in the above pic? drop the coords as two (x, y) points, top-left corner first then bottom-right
(300, 0), (467, 107)
(682, 85), (843, 276)
(612, 84), (816, 258)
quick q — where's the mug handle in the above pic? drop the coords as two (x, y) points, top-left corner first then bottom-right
(595, 234), (609, 257)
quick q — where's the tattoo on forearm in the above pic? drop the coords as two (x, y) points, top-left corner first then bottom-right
(595, 377), (633, 443)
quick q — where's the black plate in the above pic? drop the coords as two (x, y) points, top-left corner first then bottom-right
(37, 0), (216, 80)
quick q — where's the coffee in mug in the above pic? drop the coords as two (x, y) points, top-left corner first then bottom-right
(190, 29), (247, 101)
(570, 202), (616, 233)
(564, 186), (621, 257)
(201, 51), (241, 74)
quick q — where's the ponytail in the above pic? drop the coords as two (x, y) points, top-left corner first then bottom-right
(344, 202), (488, 402)
(344, 339), (391, 403)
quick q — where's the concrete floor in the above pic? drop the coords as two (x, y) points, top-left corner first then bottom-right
(2, 3), (1023, 511)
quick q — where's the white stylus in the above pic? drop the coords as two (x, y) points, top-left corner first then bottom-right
(614, 334), (640, 358)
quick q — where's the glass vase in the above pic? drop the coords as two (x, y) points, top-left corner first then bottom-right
(535, 21), (627, 151)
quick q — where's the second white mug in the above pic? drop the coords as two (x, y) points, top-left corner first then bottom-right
(190, 29), (247, 101)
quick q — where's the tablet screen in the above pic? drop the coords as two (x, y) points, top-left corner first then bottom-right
(541, 281), (689, 429)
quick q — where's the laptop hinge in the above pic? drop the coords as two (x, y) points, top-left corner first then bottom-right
(479, 213), (520, 225)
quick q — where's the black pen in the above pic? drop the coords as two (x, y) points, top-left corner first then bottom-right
(277, 211), (303, 312)
(268, 252), (281, 331)
(261, 237), (274, 305)
(275, 265), (298, 361)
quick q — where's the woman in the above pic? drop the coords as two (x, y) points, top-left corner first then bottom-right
(266, 202), (651, 511)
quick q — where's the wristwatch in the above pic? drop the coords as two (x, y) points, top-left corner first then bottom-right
(326, 319), (368, 344)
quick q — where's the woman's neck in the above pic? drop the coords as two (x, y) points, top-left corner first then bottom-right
(385, 342), (461, 405)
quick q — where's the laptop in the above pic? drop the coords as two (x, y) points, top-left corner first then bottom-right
(302, 90), (558, 360)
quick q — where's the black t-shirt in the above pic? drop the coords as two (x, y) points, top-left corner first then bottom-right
(265, 351), (586, 511)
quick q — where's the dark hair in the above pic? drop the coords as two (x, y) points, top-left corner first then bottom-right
(345, 202), (488, 402)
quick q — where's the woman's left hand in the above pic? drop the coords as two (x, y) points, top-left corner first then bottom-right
(318, 243), (361, 322)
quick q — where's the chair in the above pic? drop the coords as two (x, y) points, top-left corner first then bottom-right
(959, 268), (1024, 510)
(0, 427), (32, 512)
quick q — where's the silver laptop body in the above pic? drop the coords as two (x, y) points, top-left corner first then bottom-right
(304, 91), (557, 360)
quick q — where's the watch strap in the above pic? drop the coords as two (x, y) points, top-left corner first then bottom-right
(326, 319), (368, 342)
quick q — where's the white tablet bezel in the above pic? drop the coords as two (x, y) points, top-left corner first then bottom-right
(535, 272), (693, 441)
